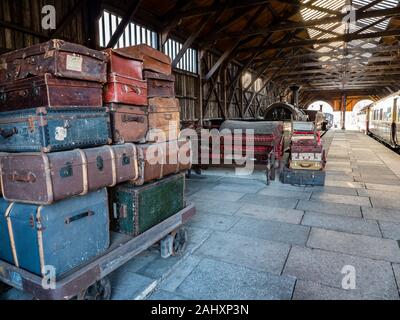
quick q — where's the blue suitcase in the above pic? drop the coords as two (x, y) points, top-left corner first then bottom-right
(0, 107), (111, 153)
(280, 166), (326, 186)
(0, 189), (110, 277)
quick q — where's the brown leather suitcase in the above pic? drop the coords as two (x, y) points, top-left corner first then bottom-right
(135, 140), (192, 186)
(116, 45), (172, 75)
(0, 74), (103, 111)
(0, 39), (107, 83)
(147, 97), (180, 142)
(103, 49), (143, 80)
(107, 103), (149, 143)
(104, 73), (147, 106)
(0, 144), (138, 205)
(144, 71), (175, 98)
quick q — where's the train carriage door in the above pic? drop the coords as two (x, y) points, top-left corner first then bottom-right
(393, 98), (398, 145)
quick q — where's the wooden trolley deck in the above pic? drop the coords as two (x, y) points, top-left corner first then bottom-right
(0, 204), (196, 300)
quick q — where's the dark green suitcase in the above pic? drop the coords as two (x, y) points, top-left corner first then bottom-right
(109, 174), (185, 236)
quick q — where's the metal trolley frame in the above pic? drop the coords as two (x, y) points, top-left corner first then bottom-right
(0, 204), (196, 300)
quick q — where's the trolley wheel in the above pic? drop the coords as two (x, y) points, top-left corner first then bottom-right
(171, 228), (188, 256)
(77, 277), (112, 301)
(0, 281), (11, 295)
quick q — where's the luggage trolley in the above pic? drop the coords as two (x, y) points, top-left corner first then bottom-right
(0, 204), (195, 300)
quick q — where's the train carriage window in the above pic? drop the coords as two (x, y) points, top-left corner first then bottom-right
(380, 109), (383, 121)
(385, 108), (391, 121)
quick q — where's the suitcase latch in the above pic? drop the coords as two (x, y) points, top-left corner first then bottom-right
(0, 92), (6, 103)
(96, 156), (104, 171)
(122, 153), (131, 166)
(60, 162), (73, 178)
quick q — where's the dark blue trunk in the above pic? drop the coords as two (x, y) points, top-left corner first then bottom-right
(0, 189), (110, 277)
(0, 107), (111, 153)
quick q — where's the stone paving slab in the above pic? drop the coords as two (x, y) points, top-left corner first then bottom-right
(354, 176), (400, 185)
(240, 194), (299, 209)
(378, 221), (400, 240)
(362, 207), (400, 223)
(187, 212), (241, 231)
(110, 271), (157, 300)
(325, 180), (365, 189)
(297, 200), (362, 218)
(366, 183), (400, 193)
(393, 264), (400, 292)
(302, 213), (381, 237)
(148, 290), (189, 300)
(189, 199), (244, 215)
(306, 186), (358, 196)
(194, 231), (291, 274)
(311, 193), (371, 207)
(258, 188), (312, 200)
(159, 256), (203, 293)
(293, 280), (364, 300)
(235, 204), (304, 225)
(217, 177), (267, 187)
(229, 216), (310, 245)
(212, 183), (264, 194)
(307, 228), (400, 263)
(175, 258), (296, 300)
(357, 189), (399, 200)
(284, 246), (399, 300)
(371, 197), (400, 211)
(190, 189), (246, 202)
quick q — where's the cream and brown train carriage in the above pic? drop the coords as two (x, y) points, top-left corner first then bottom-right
(366, 92), (400, 148)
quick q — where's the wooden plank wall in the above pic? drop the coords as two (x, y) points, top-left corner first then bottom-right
(0, 0), (85, 52)
(0, 1), (283, 122)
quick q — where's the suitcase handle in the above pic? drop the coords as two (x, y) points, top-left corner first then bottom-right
(299, 163), (312, 168)
(65, 211), (94, 224)
(123, 84), (142, 96)
(9, 172), (36, 183)
(0, 127), (18, 138)
(164, 113), (173, 120)
(122, 115), (145, 123)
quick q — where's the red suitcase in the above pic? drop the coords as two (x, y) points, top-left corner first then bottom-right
(103, 73), (147, 105)
(117, 45), (172, 76)
(104, 49), (143, 80)
(291, 144), (323, 154)
(0, 74), (103, 111)
(144, 71), (175, 98)
(0, 40), (107, 83)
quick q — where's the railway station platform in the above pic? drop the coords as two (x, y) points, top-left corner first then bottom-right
(2, 130), (400, 300)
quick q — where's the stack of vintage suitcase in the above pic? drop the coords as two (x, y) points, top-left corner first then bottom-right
(281, 121), (326, 186)
(102, 45), (192, 239)
(0, 40), (192, 278)
(0, 40), (118, 277)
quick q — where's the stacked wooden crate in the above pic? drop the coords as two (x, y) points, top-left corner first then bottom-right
(0, 41), (192, 278)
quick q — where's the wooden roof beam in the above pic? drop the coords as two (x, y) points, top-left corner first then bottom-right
(240, 28), (400, 51)
(106, 0), (142, 48)
(229, 7), (400, 39)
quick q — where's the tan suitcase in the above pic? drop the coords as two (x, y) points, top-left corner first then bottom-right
(289, 160), (324, 171)
(147, 97), (180, 142)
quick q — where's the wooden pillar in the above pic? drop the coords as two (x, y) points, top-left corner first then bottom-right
(198, 50), (204, 126)
(223, 68), (228, 119)
(84, 0), (102, 49)
(341, 92), (347, 130)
